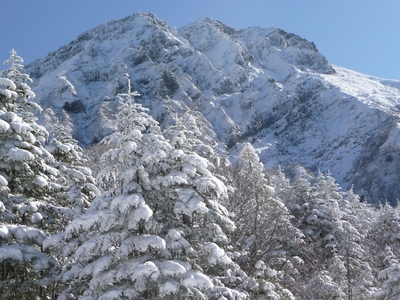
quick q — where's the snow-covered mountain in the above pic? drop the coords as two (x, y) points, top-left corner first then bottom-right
(25, 12), (400, 205)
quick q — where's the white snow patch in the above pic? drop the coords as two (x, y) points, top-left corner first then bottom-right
(165, 229), (194, 254)
(7, 148), (35, 162)
(118, 235), (166, 255)
(0, 225), (9, 238)
(131, 261), (161, 282)
(0, 78), (16, 90)
(202, 242), (232, 266)
(128, 204), (153, 229)
(0, 174), (8, 187)
(0, 119), (10, 133)
(159, 280), (180, 296)
(34, 175), (48, 188)
(31, 212), (43, 223)
(174, 188), (208, 216)
(182, 271), (213, 289)
(158, 260), (187, 276)
(110, 193), (144, 212)
(184, 153), (209, 169)
(195, 176), (227, 197)
(0, 245), (23, 262)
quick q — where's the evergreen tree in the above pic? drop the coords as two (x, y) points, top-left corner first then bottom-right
(375, 246), (400, 299)
(369, 201), (400, 296)
(286, 171), (375, 299)
(48, 124), (100, 218)
(0, 51), (99, 299)
(331, 187), (375, 300)
(305, 271), (345, 300)
(57, 97), (249, 299)
(225, 143), (303, 298)
(163, 111), (217, 162)
(370, 202), (400, 266)
(0, 50), (61, 299)
(0, 49), (39, 115)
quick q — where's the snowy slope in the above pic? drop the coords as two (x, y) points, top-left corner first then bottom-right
(25, 12), (400, 204)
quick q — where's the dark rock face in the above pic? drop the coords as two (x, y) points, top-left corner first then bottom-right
(25, 12), (400, 204)
(63, 100), (86, 114)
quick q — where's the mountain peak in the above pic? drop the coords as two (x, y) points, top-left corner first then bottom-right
(27, 12), (174, 79)
(24, 13), (400, 204)
(188, 17), (239, 36)
(274, 28), (319, 52)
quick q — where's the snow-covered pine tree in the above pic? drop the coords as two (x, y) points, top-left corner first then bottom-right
(375, 246), (400, 299)
(0, 50), (54, 200)
(0, 50), (100, 299)
(0, 49), (40, 116)
(314, 174), (375, 299)
(286, 171), (375, 299)
(305, 270), (346, 300)
(57, 94), (249, 299)
(48, 124), (100, 218)
(225, 143), (303, 298)
(370, 202), (400, 269)
(368, 201), (400, 296)
(0, 50), (62, 299)
(331, 187), (375, 299)
(163, 111), (218, 161)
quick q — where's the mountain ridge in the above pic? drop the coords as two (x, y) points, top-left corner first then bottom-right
(24, 12), (400, 205)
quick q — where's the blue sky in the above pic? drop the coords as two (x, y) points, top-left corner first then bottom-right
(2, 0), (400, 79)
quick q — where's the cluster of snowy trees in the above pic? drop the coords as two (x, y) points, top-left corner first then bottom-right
(1, 51), (400, 299)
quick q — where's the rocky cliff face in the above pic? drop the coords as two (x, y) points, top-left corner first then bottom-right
(25, 12), (400, 205)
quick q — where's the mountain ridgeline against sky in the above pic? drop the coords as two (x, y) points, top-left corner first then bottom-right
(26, 12), (400, 205)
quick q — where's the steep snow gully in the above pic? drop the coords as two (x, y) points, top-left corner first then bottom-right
(25, 12), (400, 205)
